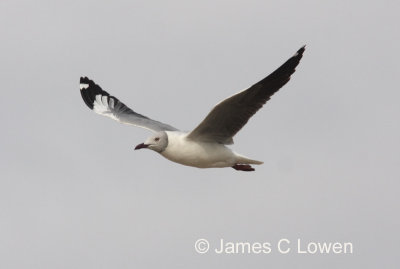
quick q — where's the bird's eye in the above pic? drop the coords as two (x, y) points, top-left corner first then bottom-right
(155, 137), (160, 142)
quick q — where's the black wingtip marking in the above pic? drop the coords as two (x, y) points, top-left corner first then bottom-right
(256, 45), (306, 89)
(79, 76), (110, 110)
(294, 45), (306, 58)
(80, 76), (88, 84)
(278, 45), (306, 75)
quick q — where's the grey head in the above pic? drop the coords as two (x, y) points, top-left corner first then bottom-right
(134, 131), (168, 153)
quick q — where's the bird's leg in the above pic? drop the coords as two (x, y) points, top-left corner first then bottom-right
(232, 164), (255, 172)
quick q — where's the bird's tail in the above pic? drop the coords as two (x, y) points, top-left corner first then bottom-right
(235, 153), (264, 165)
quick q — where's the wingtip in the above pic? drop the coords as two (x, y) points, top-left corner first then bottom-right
(80, 76), (91, 84)
(79, 77), (89, 90)
(80, 76), (97, 90)
(293, 45), (306, 57)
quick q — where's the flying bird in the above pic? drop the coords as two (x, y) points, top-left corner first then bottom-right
(80, 46), (305, 171)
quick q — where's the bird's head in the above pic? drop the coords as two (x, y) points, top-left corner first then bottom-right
(134, 131), (168, 153)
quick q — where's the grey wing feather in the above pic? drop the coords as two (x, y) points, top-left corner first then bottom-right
(79, 77), (178, 132)
(187, 46), (305, 144)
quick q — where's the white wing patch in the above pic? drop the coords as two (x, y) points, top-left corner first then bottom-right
(80, 76), (179, 132)
(92, 94), (119, 121)
(80, 83), (89, 90)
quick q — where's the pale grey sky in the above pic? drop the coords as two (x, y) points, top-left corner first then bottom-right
(0, 0), (399, 268)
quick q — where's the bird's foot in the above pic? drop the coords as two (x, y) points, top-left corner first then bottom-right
(232, 164), (255, 172)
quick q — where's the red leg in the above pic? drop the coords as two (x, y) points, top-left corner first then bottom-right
(232, 164), (255, 171)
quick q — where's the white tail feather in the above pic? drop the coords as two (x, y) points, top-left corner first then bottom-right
(235, 153), (263, 165)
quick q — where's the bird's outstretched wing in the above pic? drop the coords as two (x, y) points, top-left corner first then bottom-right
(79, 77), (178, 132)
(187, 46), (305, 144)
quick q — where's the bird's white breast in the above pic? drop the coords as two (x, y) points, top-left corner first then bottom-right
(161, 132), (236, 168)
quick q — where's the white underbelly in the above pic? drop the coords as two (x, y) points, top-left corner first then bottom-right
(161, 139), (236, 168)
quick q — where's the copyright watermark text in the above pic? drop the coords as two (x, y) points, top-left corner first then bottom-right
(194, 238), (353, 255)
(194, 239), (210, 254)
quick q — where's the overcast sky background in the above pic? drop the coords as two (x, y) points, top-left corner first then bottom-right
(0, 0), (399, 268)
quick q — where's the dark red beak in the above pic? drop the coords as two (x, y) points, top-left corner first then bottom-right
(134, 143), (149, 150)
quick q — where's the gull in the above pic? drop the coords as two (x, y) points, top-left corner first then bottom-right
(80, 46), (305, 171)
